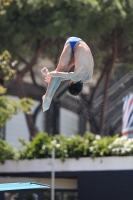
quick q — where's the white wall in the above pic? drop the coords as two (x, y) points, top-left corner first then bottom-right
(1, 157), (133, 172)
(6, 95), (44, 148)
(60, 108), (79, 137)
(5, 96), (80, 147)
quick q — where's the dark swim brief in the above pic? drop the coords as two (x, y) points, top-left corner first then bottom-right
(67, 37), (82, 53)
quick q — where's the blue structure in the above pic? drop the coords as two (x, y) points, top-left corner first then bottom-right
(0, 182), (50, 191)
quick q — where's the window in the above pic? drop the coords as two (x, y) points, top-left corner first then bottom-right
(4, 192), (19, 200)
(63, 192), (78, 200)
(23, 193), (38, 200)
(3, 189), (78, 200)
(44, 190), (78, 200)
(4, 192), (38, 200)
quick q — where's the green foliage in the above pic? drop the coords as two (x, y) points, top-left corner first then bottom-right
(18, 133), (52, 159)
(66, 135), (89, 159)
(0, 85), (7, 94)
(0, 50), (16, 82)
(18, 98), (34, 114)
(0, 94), (34, 128)
(0, 50), (34, 129)
(17, 132), (132, 162)
(0, 0), (13, 12)
(89, 134), (118, 158)
(18, 133), (92, 161)
(0, 135), (15, 163)
(2, 133), (133, 163)
(0, 0), (132, 72)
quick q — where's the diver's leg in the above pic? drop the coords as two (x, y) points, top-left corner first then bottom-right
(42, 42), (74, 112)
(42, 77), (62, 112)
(56, 42), (74, 72)
(41, 41), (74, 76)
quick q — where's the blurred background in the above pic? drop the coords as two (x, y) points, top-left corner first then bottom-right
(1, 0), (133, 200)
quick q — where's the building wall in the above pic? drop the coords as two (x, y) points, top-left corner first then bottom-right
(1, 158), (133, 200)
(5, 96), (79, 148)
(0, 170), (133, 200)
(6, 95), (44, 148)
(60, 108), (79, 137)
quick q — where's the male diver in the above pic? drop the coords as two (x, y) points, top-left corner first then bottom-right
(41, 37), (94, 112)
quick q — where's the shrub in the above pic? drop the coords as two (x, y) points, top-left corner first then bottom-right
(18, 133), (52, 159)
(0, 135), (15, 163)
(2, 132), (133, 163)
(18, 132), (120, 161)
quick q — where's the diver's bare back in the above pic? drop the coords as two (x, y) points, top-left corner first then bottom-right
(72, 40), (94, 82)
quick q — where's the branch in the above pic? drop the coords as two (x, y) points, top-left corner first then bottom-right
(89, 56), (115, 104)
(18, 55), (29, 65)
(18, 55), (45, 91)
(20, 48), (43, 77)
(32, 101), (42, 124)
(16, 73), (39, 139)
(16, 73), (26, 98)
(99, 29), (118, 136)
(20, 39), (55, 77)
(30, 68), (40, 88)
(89, 68), (106, 104)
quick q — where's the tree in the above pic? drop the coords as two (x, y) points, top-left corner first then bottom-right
(0, 50), (16, 85)
(83, 0), (133, 135)
(0, 0), (13, 11)
(0, 0), (133, 137)
(0, 51), (34, 131)
(0, 89), (34, 129)
(0, 1), (35, 139)
(0, 0), (92, 137)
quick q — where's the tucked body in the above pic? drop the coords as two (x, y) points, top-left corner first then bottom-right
(41, 37), (94, 112)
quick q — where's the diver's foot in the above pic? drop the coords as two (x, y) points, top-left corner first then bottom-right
(41, 67), (49, 76)
(42, 95), (51, 112)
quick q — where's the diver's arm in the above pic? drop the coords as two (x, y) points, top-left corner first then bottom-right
(47, 71), (75, 79)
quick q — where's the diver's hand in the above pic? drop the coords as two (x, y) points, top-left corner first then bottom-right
(45, 77), (51, 83)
